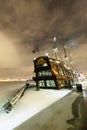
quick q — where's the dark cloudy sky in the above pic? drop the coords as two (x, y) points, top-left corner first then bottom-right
(0, 0), (87, 79)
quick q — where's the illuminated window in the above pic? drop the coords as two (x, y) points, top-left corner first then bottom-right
(38, 70), (52, 77)
(39, 80), (45, 87)
(46, 80), (56, 87)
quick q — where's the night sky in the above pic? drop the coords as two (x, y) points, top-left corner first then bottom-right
(0, 0), (87, 79)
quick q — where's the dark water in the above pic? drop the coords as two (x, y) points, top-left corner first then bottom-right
(67, 91), (87, 130)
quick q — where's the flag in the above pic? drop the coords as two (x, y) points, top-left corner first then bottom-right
(32, 46), (39, 53)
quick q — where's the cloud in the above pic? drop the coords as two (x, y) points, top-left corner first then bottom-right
(0, 0), (87, 45)
(0, 0), (87, 78)
(0, 32), (21, 68)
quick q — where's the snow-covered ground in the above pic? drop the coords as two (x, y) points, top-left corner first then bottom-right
(15, 91), (80, 130)
(0, 84), (72, 130)
(81, 80), (87, 89)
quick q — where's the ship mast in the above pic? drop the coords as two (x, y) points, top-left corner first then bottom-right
(52, 36), (63, 61)
(63, 45), (73, 70)
(53, 36), (58, 60)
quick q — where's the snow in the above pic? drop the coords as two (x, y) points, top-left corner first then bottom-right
(0, 85), (72, 130)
